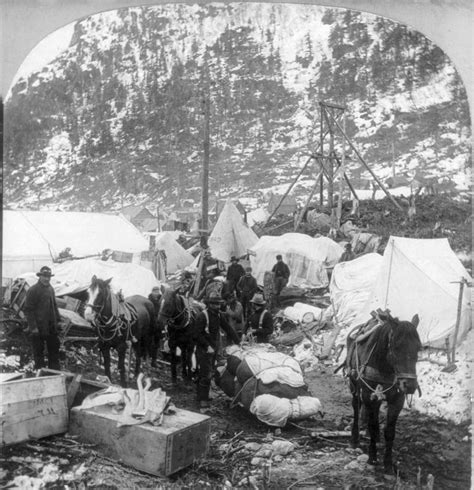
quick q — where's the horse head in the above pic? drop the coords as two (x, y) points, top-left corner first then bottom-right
(158, 286), (187, 329)
(84, 275), (113, 323)
(385, 314), (421, 394)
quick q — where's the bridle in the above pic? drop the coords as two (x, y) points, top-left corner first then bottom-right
(159, 292), (190, 329)
(354, 324), (419, 401)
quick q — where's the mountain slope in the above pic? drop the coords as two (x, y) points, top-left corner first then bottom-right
(4, 4), (471, 211)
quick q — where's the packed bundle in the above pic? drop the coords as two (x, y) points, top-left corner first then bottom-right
(215, 345), (322, 425)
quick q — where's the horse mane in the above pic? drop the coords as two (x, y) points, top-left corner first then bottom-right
(363, 317), (420, 374)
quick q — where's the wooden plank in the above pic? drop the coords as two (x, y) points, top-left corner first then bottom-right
(0, 375), (68, 445)
(0, 373), (24, 383)
(70, 405), (210, 476)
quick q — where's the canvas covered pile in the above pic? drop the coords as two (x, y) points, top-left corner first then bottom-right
(249, 233), (343, 289)
(216, 344), (322, 427)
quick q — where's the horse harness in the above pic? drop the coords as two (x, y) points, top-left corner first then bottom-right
(88, 288), (138, 343)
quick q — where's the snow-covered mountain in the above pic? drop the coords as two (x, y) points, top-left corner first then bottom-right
(4, 3), (471, 212)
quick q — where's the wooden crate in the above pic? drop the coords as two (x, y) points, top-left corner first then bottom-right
(112, 250), (134, 263)
(69, 404), (211, 476)
(0, 375), (68, 445)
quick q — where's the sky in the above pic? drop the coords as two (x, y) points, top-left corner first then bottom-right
(9, 22), (75, 94)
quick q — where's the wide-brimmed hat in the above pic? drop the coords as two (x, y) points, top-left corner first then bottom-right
(230, 256), (238, 262)
(36, 266), (54, 277)
(250, 293), (266, 305)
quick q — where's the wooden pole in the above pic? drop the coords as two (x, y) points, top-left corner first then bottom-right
(201, 94), (210, 238)
(336, 109), (346, 227)
(450, 278), (468, 363)
(325, 109), (403, 211)
(294, 164), (325, 231)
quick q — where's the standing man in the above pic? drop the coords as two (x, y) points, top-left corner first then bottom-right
(271, 254), (290, 307)
(226, 256), (245, 294)
(148, 286), (163, 367)
(24, 266), (61, 370)
(236, 266), (258, 321)
(225, 292), (245, 341)
(192, 292), (240, 412)
(245, 293), (274, 343)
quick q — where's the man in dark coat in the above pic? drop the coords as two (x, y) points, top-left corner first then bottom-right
(148, 286), (163, 366)
(226, 256), (245, 293)
(245, 293), (274, 343)
(24, 266), (61, 370)
(236, 267), (258, 321)
(271, 254), (290, 306)
(192, 292), (240, 412)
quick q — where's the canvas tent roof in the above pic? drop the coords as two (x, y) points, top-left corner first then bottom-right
(249, 233), (343, 288)
(208, 199), (259, 263)
(2, 210), (149, 279)
(330, 253), (383, 327)
(155, 232), (194, 273)
(19, 258), (160, 298)
(353, 237), (472, 347)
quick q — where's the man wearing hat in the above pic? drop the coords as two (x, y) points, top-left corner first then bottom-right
(24, 266), (61, 370)
(192, 292), (240, 412)
(236, 266), (258, 321)
(271, 254), (290, 307)
(148, 286), (164, 366)
(339, 243), (356, 263)
(226, 256), (245, 294)
(245, 293), (273, 343)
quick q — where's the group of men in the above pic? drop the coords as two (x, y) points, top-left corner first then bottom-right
(22, 253), (291, 413)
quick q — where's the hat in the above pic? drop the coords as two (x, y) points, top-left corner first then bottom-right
(152, 286), (161, 293)
(250, 293), (266, 306)
(36, 266), (54, 277)
(344, 243), (352, 250)
(230, 256), (238, 262)
(206, 292), (224, 304)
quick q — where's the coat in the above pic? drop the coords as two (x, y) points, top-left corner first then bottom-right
(245, 307), (273, 343)
(192, 308), (240, 351)
(24, 281), (60, 337)
(236, 275), (258, 299)
(226, 263), (245, 286)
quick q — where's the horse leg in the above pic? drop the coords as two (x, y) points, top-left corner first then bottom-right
(101, 344), (112, 383)
(365, 397), (382, 465)
(170, 346), (178, 382)
(383, 393), (405, 476)
(117, 343), (128, 388)
(134, 342), (142, 378)
(350, 380), (360, 448)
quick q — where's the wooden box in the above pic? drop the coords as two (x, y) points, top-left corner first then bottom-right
(0, 375), (68, 445)
(69, 404), (211, 476)
(112, 250), (134, 263)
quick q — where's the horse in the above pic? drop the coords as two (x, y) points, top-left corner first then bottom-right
(157, 287), (201, 383)
(84, 276), (159, 387)
(346, 311), (421, 477)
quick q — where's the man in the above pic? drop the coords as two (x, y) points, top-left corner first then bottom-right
(148, 286), (163, 366)
(224, 292), (244, 341)
(245, 293), (273, 343)
(236, 267), (258, 321)
(196, 266), (223, 302)
(192, 292), (240, 412)
(24, 266), (61, 370)
(271, 254), (290, 307)
(339, 243), (356, 263)
(226, 256), (245, 294)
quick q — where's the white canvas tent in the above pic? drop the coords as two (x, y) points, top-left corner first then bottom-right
(155, 232), (194, 274)
(208, 199), (258, 263)
(353, 237), (472, 347)
(249, 233), (343, 288)
(2, 210), (149, 279)
(19, 258), (160, 298)
(330, 253), (383, 327)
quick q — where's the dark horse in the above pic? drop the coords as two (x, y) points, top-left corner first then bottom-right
(346, 311), (421, 477)
(158, 287), (201, 382)
(84, 276), (158, 387)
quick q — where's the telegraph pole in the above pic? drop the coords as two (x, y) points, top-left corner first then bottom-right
(201, 93), (210, 246)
